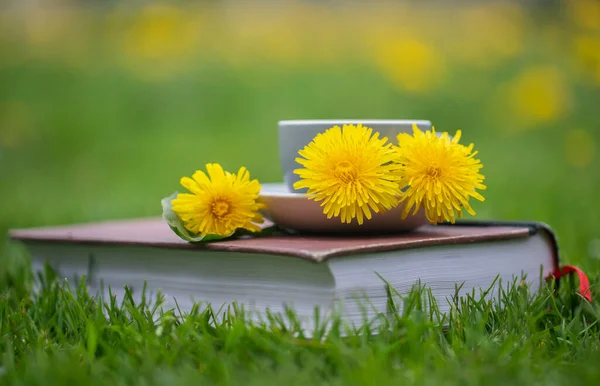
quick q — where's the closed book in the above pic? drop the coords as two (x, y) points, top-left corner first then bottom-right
(8, 218), (590, 331)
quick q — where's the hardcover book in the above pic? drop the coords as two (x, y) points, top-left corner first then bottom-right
(8, 218), (590, 331)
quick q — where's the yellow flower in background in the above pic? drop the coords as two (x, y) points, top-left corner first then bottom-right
(565, 129), (596, 168)
(118, 4), (201, 79)
(171, 164), (264, 237)
(395, 125), (486, 224)
(447, 2), (524, 68)
(504, 66), (569, 129)
(567, 0), (600, 30)
(293, 124), (402, 225)
(373, 36), (446, 93)
(573, 35), (600, 85)
(122, 5), (199, 60)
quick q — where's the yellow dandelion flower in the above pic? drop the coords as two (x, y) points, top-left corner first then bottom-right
(395, 125), (486, 224)
(374, 36), (447, 93)
(171, 164), (264, 237)
(293, 123), (402, 225)
(506, 66), (568, 128)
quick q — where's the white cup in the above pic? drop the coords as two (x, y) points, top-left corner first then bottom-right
(278, 119), (432, 192)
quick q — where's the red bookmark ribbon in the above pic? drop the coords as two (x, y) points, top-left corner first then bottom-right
(551, 265), (592, 302)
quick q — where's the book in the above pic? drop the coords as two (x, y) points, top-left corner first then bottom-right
(7, 218), (591, 331)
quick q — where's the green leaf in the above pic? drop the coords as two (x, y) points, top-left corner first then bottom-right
(161, 192), (233, 243)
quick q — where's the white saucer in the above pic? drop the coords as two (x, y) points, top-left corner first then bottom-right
(259, 183), (429, 234)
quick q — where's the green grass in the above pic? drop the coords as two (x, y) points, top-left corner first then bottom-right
(0, 265), (599, 385)
(2, 3), (600, 382)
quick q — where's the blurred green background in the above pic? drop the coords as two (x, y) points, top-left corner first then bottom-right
(1, 0), (599, 284)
